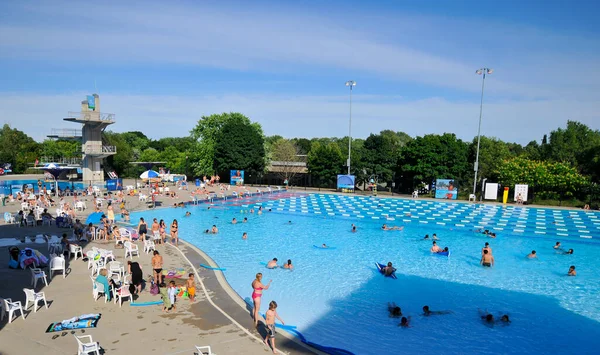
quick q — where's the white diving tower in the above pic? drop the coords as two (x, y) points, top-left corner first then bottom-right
(62, 94), (116, 182)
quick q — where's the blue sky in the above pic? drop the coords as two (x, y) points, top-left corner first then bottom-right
(0, 0), (599, 143)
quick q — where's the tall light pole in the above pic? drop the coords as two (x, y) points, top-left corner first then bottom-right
(473, 68), (493, 197)
(345, 80), (356, 175)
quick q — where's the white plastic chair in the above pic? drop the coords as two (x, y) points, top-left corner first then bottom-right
(139, 194), (147, 202)
(469, 194), (477, 202)
(4, 212), (16, 224)
(144, 239), (156, 254)
(25, 215), (35, 226)
(195, 345), (214, 355)
(75, 201), (86, 211)
(21, 202), (30, 211)
(69, 244), (83, 260)
(93, 282), (107, 302)
(48, 255), (66, 279)
(112, 284), (131, 307)
(30, 268), (48, 289)
(107, 261), (124, 279)
(74, 334), (101, 355)
(0, 298), (25, 323)
(23, 288), (48, 312)
(124, 241), (139, 259)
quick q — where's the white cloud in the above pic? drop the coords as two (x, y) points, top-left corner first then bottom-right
(2, 1), (597, 99)
(0, 92), (597, 145)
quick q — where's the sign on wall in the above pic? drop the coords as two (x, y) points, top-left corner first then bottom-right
(230, 170), (244, 185)
(87, 95), (95, 110)
(337, 175), (355, 192)
(434, 179), (458, 200)
(484, 183), (499, 200)
(514, 184), (529, 202)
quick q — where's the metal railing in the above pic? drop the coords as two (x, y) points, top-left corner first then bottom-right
(82, 143), (117, 155)
(48, 128), (82, 138)
(40, 157), (82, 166)
(67, 111), (116, 122)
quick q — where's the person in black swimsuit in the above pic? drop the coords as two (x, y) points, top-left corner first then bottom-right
(128, 260), (143, 294)
(138, 217), (148, 240)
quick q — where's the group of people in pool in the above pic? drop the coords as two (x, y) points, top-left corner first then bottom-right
(203, 225), (219, 234)
(430, 241), (449, 254)
(266, 258), (294, 270)
(476, 229), (497, 238)
(388, 302), (503, 327)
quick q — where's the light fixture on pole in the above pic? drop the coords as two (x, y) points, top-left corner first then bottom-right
(473, 68), (493, 197)
(345, 80), (356, 175)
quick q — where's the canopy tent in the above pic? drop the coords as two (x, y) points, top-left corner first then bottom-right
(32, 163), (79, 197)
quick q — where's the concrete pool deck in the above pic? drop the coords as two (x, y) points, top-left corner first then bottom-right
(0, 181), (319, 355)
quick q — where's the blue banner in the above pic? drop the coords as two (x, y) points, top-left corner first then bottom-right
(230, 170), (244, 185)
(434, 179), (458, 200)
(106, 179), (123, 191)
(337, 175), (356, 190)
(87, 95), (95, 110)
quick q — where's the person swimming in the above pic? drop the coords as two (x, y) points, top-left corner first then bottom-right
(242, 232), (248, 240)
(423, 234), (430, 240)
(321, 243), (328, 248)
(527, 250), (537, 258)
(564, 249), (574, 255)
(352, 224), (357, 232)
(568, 265), (576, 276)
(266, 258), (278, 269)
(185, 211), (191, 217)
(432, 234), (439, 240)
(422, 305), (452, 316)
(382, 224), (403, 231)
(437, 247), (449, 254)
(383, 262), (396, 276)
(243, 217), (248, 223)
(399, 316), (411, 327)
(480, 249), (494, 267)
(388, 302), (402, 318)
(554, 242), (562, 249)
(232, 218), (237, 224)
(283, 259), (293, 269)
(430, 241), (441, 253)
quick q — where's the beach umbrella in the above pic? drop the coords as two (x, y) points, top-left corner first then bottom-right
(85, 212), (104, 225)
(140, 170), (160, 179)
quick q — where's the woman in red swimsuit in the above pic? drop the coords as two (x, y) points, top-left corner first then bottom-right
(251, 273), (271, 327)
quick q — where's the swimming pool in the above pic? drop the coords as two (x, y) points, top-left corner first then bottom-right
(132, 194), (600, 355)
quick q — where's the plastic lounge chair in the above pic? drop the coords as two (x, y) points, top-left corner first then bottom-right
(124, 241), (139, 259)
(144, 239), (156, 254)
(93, 282), (107, 302)
(48, 255), (66, 279)
(195, 345), (214, 355)
(23, 288), (48, 312)
(31, 268), (48, 289)
(0, 298), (25, 323)
(74, 334), (101, 355)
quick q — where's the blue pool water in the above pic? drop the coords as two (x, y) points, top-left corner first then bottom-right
(132, 194), (600, 355)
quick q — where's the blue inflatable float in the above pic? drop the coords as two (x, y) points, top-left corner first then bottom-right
(375, 262), (397, 279)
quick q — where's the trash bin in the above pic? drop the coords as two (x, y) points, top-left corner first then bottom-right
(195, 179), (200, 186)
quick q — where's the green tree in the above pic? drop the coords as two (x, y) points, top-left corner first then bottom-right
(307, 142), (344, 187)
(398, 133), (469, 193)
(213, 119), (266, 177)
(497, 157), (589, 201)
(0, 124), (40, 173)
(104, 132), (135, 177)
(270, 138), (303, 182)
(544, 121), (600, 170)
(468, 136), (515, 182)
(190, 113), (262, 176)
(291, 138), (312, 155)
